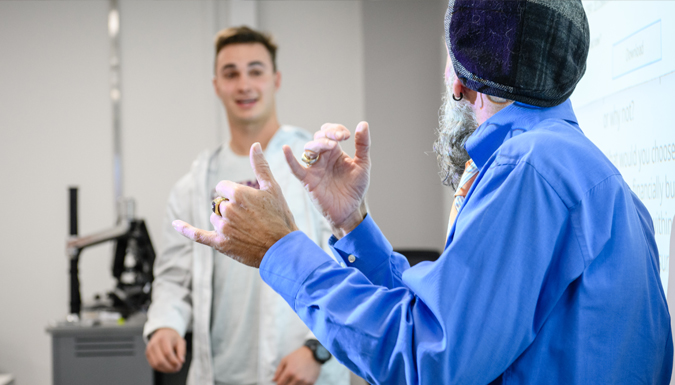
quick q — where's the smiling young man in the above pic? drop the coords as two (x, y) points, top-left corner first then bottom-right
(143, 26), (348, 385)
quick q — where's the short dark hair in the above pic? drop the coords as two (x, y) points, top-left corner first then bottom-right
(214, 26), (278, 72)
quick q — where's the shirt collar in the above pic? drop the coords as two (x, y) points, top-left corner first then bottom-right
(465, 99), (579, 170)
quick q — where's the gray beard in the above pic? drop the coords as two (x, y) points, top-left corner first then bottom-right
(433, 84), (479, 189)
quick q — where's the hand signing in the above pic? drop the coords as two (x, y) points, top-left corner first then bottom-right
(283, 121), (371, 238)
(172, 142), (298, 268)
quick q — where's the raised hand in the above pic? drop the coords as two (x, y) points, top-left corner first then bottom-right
(172, 143), (298, 268)
(283, 121), (370, 238)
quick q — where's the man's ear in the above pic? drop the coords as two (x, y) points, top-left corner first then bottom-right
(453, 76), (478, 106)
(452, 76), (464, 101)
(274, 71), (281, 91)
(212, 77), (217, 93)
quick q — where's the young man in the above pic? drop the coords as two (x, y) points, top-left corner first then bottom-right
(174, 2), (673, 384)
(143, 26), (348, 385)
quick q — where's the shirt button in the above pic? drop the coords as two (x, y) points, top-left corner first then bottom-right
(348, 255), (356, 263)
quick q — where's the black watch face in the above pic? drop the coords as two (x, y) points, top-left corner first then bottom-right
(315, 345), (331, 362)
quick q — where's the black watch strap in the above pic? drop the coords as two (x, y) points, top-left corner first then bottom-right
(304, 339), (332, 364)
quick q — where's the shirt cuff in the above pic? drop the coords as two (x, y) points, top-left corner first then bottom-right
(330, 214), (393, 276)
(260, 231), (336, 308)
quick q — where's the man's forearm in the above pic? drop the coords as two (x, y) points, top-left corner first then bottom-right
(144, 279), (193, 341)
(260, 232), (426, 384)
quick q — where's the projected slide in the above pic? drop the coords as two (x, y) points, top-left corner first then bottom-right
(571, 1), (675, 292)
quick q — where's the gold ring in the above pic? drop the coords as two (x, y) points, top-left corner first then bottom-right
(211, 197), (229, 216)
(301, 151), (320, 167)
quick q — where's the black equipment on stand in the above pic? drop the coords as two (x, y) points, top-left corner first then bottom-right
(66, 186), (155, 320)
(48, 4), (157, 384)
(48, 187), (156, 385)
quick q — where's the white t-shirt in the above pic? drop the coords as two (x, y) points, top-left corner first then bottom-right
(208, 147), (262, 385)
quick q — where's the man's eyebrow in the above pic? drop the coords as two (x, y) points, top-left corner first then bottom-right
(220, 61), (266, 72)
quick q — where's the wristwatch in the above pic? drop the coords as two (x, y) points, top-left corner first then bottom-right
(304, 339), (332, 364)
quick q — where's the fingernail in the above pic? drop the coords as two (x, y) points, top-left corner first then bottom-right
(253, 142), (263, 154)
(172, 220), (182, 231)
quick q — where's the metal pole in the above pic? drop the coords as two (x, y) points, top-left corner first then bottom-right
(68, 187), (81, 318)
(109, 0), (123, 223)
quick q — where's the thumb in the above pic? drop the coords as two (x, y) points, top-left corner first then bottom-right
(176, 338), (186, 363)
(354, 121), (371, 164)
(273, 358), (286, 382)
(250, 142), (278, 191)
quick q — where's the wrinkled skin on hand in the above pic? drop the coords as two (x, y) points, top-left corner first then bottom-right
(173, 122), (371, 265)
(173, 143), (298, 268)
(283, 121), (371, 238)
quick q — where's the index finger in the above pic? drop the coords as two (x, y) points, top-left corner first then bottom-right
(282, 145), (307, 181)
(172, 220), (218, 247)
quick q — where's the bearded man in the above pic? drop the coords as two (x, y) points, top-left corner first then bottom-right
(172, 1), (673, 384)
(434, 60), (480, 234)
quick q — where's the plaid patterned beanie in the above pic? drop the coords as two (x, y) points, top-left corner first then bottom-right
(445, 0), (590, 107)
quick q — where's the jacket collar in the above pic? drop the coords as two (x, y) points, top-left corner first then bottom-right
(465, 99), (579, 170)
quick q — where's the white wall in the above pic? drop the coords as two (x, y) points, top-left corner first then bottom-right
(0, 3), (113, 384)
(260, 0), (365, 155)
(363, 0), (449, 251)
(119, 0), (223, 260)
(0, 1), (449, 383)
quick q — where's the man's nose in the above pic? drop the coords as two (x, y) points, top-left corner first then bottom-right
(236, 74), (252, 92)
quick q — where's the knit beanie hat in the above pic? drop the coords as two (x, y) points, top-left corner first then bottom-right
(445, 0), (590, 107)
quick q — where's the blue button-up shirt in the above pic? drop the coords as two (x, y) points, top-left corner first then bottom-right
(260, 100), (673, 384)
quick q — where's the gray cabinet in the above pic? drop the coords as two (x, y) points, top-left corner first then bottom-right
(47, 315), (152, 385)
